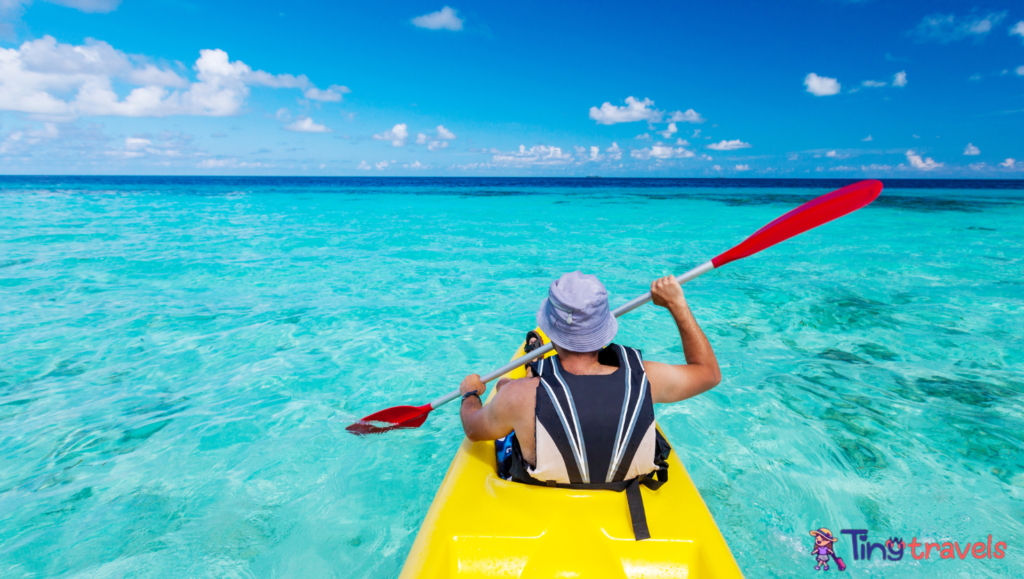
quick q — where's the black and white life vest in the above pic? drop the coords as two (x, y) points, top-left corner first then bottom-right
(506, 344), (671, 540)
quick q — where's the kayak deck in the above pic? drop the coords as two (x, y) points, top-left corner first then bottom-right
(400, 330), (743, 578)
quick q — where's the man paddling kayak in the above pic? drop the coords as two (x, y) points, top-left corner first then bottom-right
(459, 271), (720, 486)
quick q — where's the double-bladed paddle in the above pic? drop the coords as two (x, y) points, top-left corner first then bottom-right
(346, 179), (883, 435)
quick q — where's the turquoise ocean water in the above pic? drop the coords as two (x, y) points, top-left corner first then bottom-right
(1, 177), (1022, 578)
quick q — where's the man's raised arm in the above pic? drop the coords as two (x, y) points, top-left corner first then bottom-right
(643, 275), (722, 403)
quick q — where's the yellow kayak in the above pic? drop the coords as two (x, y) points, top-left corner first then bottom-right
(400, 328), (744, 578)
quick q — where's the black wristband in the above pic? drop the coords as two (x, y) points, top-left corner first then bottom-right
(461, 391), (481, 403)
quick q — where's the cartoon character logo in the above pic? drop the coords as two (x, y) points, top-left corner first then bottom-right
(809, 528), (846, 571)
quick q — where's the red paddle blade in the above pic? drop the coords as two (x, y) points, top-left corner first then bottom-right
(711, 180), (882, 268)
(346, 404), (432, 435)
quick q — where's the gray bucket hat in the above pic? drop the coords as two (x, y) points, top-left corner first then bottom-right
(536, 271), (617, 353)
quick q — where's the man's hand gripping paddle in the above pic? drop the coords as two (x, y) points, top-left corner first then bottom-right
(346, 180), (883, 435)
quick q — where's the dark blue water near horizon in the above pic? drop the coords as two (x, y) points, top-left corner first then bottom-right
(5, 176), (1022, 217)
(1, 175), (1024, 190)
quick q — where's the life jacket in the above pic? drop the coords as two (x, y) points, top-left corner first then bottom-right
(505, 344), (671, 540)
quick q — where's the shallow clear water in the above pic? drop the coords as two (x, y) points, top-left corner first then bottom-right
(1, 178), (1022, 578)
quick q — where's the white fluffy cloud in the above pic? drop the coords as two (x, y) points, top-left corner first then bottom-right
(303, 85), (350, 102)
(1012, 21), (1024, 41)
(606, 142), (622, 160)
(492, 145), (572, 165)
(669, 109), (704, 123)
(124, 137), (149, 151)
(707, 139), (751, 151)
(658, 123), (677, 139)
(373, 123), (409, 146)
(589, 96), (659, 124)
(854, 73), (906, 91)
(412, 6), (463, 31)
(804, 73), (841, 96)
(357, 160), (371, 170)
(92, 130), (197, 160)
(0, 130), (23, 154)
(0, 36), (347, 119)
(285, 117), (330, 133)
(575, 145), (605, 162)
(862, 135), (873, 142)
(436, 125), (456, 139)
(913, 12), (1007, 43)
(963, 143), (980, 155)
(906, 150), (943, 170)
(631, 145), (695, 160)
(735, 164), (750, 171)
(415, 125), (455, 148)
(588, 96), (704, 126)
(1000, 158), (1017, 168)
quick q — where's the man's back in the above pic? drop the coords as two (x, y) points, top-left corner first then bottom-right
(494, 347), (619, 468)
(528, 345), (658, 484)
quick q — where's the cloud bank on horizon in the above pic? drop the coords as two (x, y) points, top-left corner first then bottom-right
(0, 1), (1022, 176)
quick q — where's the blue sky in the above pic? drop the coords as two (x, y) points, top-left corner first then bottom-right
(0, 0), (1022, 176)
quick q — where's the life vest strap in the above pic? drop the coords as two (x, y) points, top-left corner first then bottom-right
(625, 479), (649, 541)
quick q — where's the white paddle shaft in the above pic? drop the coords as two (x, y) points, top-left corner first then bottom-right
(428, 260), (715, 409)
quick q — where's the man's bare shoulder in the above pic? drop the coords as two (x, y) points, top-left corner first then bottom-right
(492, 376), (539, 411)
(498, 376), (539, 396)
